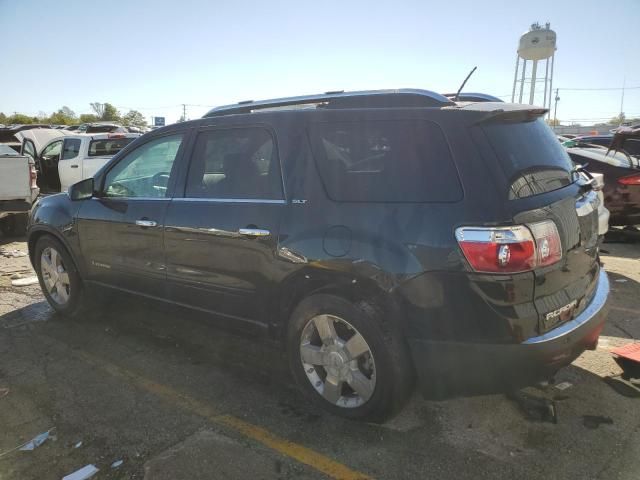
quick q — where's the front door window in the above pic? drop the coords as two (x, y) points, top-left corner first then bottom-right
(103, 134), (184, 198)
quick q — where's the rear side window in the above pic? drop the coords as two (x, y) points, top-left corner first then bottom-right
(308, 120), (462, 202)
(185, 127), (283, 199)
(482, 118), (574, 199)
(89, 138), (135, 157)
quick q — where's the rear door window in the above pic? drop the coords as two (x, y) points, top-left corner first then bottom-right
(185, 127), (283, 200)
(89, 137), (135, 157)
(308, 120), (461, 202)
(482, 118), (575, 199)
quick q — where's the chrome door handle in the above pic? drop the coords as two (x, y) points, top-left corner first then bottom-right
(238, 228), (270, 237)
(135, 219), (157, 227)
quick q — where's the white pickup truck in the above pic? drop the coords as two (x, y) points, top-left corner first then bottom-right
(17, 129), (139, 193)
(0, 144), (38, 236)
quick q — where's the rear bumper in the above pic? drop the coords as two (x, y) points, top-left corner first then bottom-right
(408, 269), (610, 399)
(0, 199), (32, 214)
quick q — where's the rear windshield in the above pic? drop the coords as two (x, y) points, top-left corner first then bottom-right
(483, 118), (575, 199)
(88, 138), (134, 157)
(86, 125), (120, 133)
(308, 120), (462, 203)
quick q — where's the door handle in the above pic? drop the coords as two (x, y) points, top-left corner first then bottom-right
(238, 228), (270, 237)
(70, 165), (79, 168)
(135, 219), (157, 227)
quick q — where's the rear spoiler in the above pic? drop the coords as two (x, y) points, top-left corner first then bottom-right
(473, 107), (548, 125)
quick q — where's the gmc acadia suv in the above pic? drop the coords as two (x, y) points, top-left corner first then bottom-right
(28, 89), (609, 421)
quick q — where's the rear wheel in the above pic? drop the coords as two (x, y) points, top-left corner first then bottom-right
(287, 294), (413, 422)
(34, 235), (86, 317)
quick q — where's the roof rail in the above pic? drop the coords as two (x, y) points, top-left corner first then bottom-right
(203, 89), (454, 117)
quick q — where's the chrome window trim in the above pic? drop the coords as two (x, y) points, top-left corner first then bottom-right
(92, 196), (169, 201)
(172, 197), (286, 204)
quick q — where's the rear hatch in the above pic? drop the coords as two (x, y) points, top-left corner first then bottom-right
(479, 113), (601, 335)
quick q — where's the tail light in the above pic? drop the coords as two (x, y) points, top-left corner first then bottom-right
(29, 162), (38, 189)
(618, 173), (640, 186)
(455, 220), (562, 273)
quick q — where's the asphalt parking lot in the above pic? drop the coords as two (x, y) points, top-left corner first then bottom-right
(0, 235), (638, 480)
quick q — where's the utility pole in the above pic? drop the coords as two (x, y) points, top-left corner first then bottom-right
(182, 104), (187, 121)
(619, 76), (626, 126)
(553, 88), (560, 126)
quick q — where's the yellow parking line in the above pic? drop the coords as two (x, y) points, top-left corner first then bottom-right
(74, 350), (371, 480)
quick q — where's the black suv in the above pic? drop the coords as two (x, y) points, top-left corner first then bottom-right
(28, 90), (609, 421)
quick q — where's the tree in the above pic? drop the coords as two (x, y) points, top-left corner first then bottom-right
(0, 112), (7, 124)
(6, 113), (34, 125)
(79, 113), (100, 123)
(122, 110), (147, 127)
(177, 114), (186, 123)
(49, 106), (77, 125)
(90, 102), (105, 117)
(546, 118), (561, 127)
(101, 103), (120, 122)
(609, 113), (626, 126)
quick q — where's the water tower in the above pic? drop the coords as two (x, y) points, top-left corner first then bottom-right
(511, 22), (557, 113)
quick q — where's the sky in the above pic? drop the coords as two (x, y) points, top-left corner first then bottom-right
(0, 0), (638, 125)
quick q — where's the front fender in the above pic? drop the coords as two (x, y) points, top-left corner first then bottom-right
(28, 194), (85, 275)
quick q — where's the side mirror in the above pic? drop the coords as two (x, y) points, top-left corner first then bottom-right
(69, 178), (94, 201)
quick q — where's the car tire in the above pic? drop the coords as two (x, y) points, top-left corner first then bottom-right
(287, 294), (414, 422)
(34, 235), (87, 317)
(0, 214), (28, 237)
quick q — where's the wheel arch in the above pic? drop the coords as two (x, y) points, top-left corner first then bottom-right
(275, 265), (407, 342)
(28, 226), (85, 278)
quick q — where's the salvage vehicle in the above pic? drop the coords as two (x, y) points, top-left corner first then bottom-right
(27, 89), (610, 421)
(18, 129), (138, 193)
(573, 134), (640, 157)
(0, 144), (38, 236)
(563, 138), (640, 227)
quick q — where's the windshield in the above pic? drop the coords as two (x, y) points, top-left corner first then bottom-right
(483, 117), (576, 199)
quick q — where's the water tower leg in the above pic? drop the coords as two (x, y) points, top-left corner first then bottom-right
(543, 57), (550, 109)
(529, 60), (538, 105)
(547, 54), (555, 118)
(519, 60), (527, 104)
(511, 55), (520, 103)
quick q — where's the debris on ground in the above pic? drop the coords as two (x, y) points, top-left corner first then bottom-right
(62, 464), (99, 480)
(582, 415), (614, 429)
(555, 381), (573, 391)
(110, 459), (124, 468)
(11, 276), (39, 287)
(507, 390), (558, 424)
(0, 248), (27, 258)
(612, 343), (640, 379)
(19, 429), (53, 451)
(0, 387), (8, 399)
(73, 441), (82, 449)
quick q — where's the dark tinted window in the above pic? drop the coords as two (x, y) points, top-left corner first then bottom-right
(89, 137), (135, 157)
(185, 127), (282, 199)
(62, 138), (81, 160)
(482, 118), (575, 199)
(308, 120), (461, 202)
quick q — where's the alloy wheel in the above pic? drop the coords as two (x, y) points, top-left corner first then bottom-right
(300, 314), (376, 408)
(40, 247), (71, 305)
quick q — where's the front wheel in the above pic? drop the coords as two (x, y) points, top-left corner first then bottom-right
(34, 235), (85, 317)
(287, 294), (413, 422)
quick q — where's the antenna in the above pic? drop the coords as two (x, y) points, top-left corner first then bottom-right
(453, 66), (477, 101)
